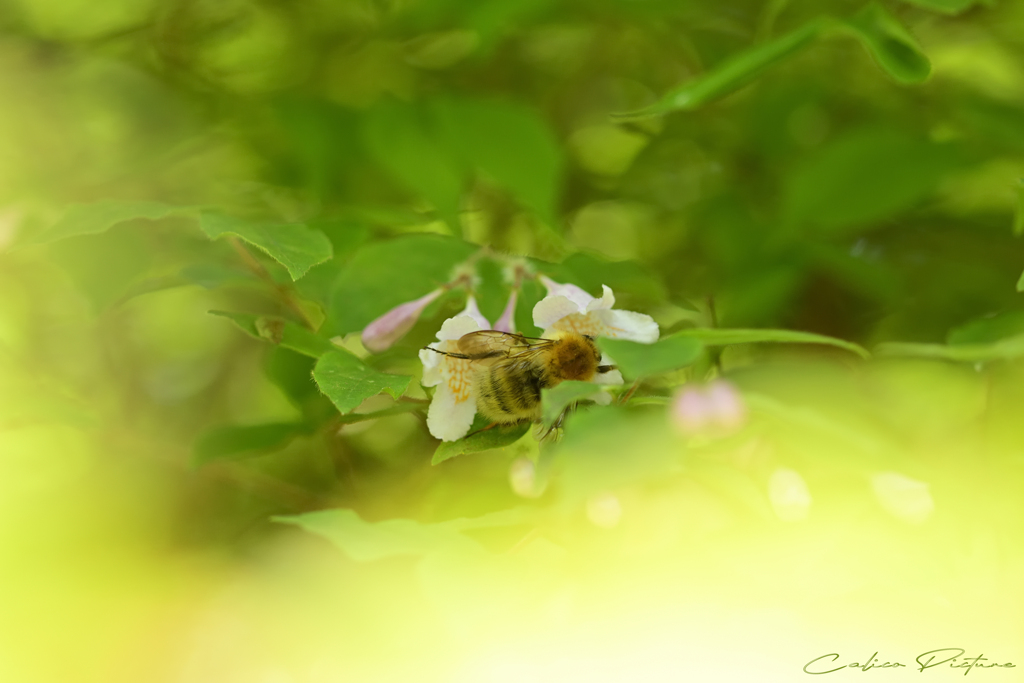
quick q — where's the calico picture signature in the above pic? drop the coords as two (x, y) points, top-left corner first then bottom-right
(804, 649), (1016, 675)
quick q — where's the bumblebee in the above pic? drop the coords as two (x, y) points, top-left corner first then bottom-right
(426, 330), (615, 425)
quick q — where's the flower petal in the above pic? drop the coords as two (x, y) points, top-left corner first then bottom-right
(437, 314), (486, 342)
(459, 295), (491, 330)
(533, 295), (583, 330)
(426, 381), (477, 441)
(418, 345), (443, 386)
(585, 285), (616, 312)
(539, 275), (594, 311)
(593, 367), (624, 385)
(589, 308), (659, 343)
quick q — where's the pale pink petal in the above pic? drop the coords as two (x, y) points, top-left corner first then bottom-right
(426, 381), (477, 441)
(585, 285), (616, 312)
(361, 288), (443, 353)
(458, 295), (491, 330)
(493, 290), (518, 333)
(539, 275), (594, 311)
(589, 308), (659, 343)
(533, 295), (582, 330)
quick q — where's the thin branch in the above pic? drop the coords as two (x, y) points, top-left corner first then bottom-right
(229, 237), (317, 330)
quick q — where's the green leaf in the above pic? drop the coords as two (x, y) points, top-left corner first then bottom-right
(210, 310), (335, 358)
(314, 350), (412, 414)
(432, 97), (563, 222)
(199, 212), (333, 280)
(784, 127), (959, 234)
(611, 19), (825, 121)
(24, 200), (184, 245)
(611, 5), (929, 121)
(432, 423), (530, 465)
(541, 380), (605, 427)
(361, 102), (465, 229)
(328, 234), (477, 336)
(1018, 269), (1024, 293)
(838, 3), (931, 84)
(275, 509), (474, 560)
(192, 422), (306, 466)
(1014, 180), (1024, 237)
(875, 335), (1024, 362)
(673, 328), (869, 359)
(599, 336), (703, 379)
(896, 0), (980, 16)
(273, 507), (531, 561)
(948, 311), (1024, 345)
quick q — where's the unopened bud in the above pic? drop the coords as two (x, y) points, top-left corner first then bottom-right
(494, 290), (518, 333)
(361, 288), (443, 353)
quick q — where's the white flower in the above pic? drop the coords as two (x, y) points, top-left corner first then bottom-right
(418, 296), (490, 442)
(533, 276), (659, 386)
(534, 276), (659, 343)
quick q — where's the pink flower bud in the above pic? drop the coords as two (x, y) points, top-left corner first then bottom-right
(671, 387), (711, 434)
(361, 288), (443, 353)
(493, 290), (518, 333)
(670, 380), (747, 435)
(706, 380), (747, 429)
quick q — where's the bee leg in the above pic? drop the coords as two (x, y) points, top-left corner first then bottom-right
(422, 346), (472, 359)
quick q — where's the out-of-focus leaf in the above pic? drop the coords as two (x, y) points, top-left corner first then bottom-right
(557, 406), (679, 503)
(541, 380), (605, 427)
(361, 102), (465, 229)
(432, 97), (562, 222)
(1018, 269), (1024, 293)
(180, 264), (258, 290)
(876, 335), (1024, 362)
(784, 127), (958, 235)
(47, 227), (153, 311)
(210, 310), (335, 358)
(611, 20), (825, 121)
(328, 235), (477, 336)
(24, 200), (184, 245)
(895, 0), (979, 14)
(274, 508), (530, 561)
(674, 327), (869, 358)
(313, 350), (411, 414)
(432, 423), (530, 465)
(275, 509), (474, 560)
(1014, 180), (1024, 237)
(199, 212), (333, 280)
(839, 3), (931, 84)
(612, 4), (929, 121)
(599, 336), (703, 379)
(948, 310), (1024, 345)
(192, 422), (306, 466)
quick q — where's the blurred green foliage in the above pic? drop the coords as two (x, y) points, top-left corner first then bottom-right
(3, 0), (1024, 679)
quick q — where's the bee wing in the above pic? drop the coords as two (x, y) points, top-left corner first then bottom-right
(457, 330), (553, 360)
